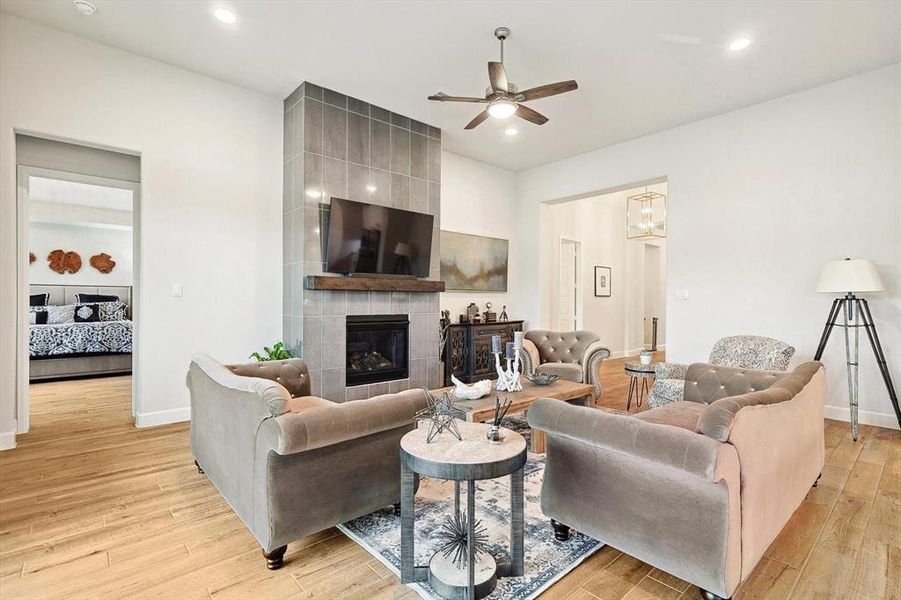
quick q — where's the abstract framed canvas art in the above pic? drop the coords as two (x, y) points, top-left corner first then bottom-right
(594, 266), (611, 297)
(440, 231), (509, 291)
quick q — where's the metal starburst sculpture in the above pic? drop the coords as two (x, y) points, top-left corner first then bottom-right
(414, 388), (466, 443)
(434, 511), (489, 568)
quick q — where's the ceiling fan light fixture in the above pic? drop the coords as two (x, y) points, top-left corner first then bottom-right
(488, 100), (516, 119)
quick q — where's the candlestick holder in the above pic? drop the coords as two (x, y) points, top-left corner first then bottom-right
(507, 349), (523, 392)
(494, 351), (510, 391)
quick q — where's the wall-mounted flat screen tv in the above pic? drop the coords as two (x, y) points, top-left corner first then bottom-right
(325, 197), (434, 277)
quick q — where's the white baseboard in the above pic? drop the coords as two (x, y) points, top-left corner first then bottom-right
(0, 428), (17, 451)
(823, 406), (900, 430)
(136, 406), (191, 428)
(611, 347), (647, 359)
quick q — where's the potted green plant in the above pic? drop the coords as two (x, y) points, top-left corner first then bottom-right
(250, 341), (293, 362)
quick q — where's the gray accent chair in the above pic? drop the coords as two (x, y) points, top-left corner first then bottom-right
(528, 361), (826, 600)
(649, 335), (795, 408)
(187, 354), (428, 569)
(521, 330), (611, 399)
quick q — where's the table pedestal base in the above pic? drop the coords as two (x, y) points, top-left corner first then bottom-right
(428, 552), (497, 600)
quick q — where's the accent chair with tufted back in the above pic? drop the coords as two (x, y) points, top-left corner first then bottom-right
(648, 335), (795, 408)
(521, 330), (612, 399)
(187, 354), (428, 570)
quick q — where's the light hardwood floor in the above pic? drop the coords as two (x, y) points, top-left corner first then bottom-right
(1, 356), (898, 599)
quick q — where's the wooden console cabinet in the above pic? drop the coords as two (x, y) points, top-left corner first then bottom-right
(442, 320), (524, 386)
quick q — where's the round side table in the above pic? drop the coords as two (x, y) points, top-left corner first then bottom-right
(624, 361), (656, 410)
(400, 420), (527, 600)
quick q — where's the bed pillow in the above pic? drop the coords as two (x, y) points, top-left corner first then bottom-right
(74, 304), (101, 323)
(29, 311), (49, 325)
(41, 305), (75, 324)
(30, 293), (50, 307)
(74, 293), (120, 303)
(85, 301), (128, 321)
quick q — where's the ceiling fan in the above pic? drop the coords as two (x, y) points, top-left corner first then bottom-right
(427, 27), (578, 130)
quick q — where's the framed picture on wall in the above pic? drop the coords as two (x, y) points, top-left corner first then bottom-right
(594, 266), (611, 297)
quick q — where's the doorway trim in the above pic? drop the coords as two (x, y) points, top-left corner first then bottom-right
(16, 166), (141, 435)
(557, 236), (581, 331)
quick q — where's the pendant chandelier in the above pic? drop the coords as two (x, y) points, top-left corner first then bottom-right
(626, 188), (666, 240)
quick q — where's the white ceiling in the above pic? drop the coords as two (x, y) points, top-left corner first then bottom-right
(2, 1), (899, 171)
(29, 177), (134, 211)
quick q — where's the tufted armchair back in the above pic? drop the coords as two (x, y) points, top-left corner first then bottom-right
(525, 330), (601, 364)
(226, 358), (312, 399)
(707, 336), (795, 371)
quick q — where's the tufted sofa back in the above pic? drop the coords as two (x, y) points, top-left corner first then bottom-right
(226, 358), (312, 400)
(525, 330), (600, 364)
(708, 336), (795, 371)
(683, 363), (788, 406)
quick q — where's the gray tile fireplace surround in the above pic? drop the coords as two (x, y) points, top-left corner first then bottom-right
(283, 82), (442, 402)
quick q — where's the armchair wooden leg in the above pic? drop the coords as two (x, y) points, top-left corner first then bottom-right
(262, 545), (287, 570)
(393, 502), (402, 516)
(551, 519), (570, 541)
(700, 589), (730, 600)
(812, 472), (821, 487)
(194, 459), (204, 475)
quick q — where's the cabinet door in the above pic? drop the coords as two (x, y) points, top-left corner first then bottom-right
(445, 328), (467, 385)
(472, 337), (495, 377)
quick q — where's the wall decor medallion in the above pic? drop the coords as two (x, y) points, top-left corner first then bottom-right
(440, 230), (509, 292)
(594, 265), (611, 297)
(90, 252), (117, 274)
(48, 249), (82, 274)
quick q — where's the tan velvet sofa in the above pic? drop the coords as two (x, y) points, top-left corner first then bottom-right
(528, 361), (826, 600)
(187, 354), (428, 569)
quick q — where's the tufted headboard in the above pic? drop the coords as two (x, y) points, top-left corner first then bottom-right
(525, 330), (601, 364)
(30, 284), (132, 317)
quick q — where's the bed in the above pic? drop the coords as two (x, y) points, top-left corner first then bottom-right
(29, 285), (133, 381)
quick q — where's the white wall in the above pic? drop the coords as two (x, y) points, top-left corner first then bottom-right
(545, 186), (666, 357)
(439, 151), (521, 321)
(29, 222), (134, 287)
(517, 64), (901, 428)
(0, 14), (283, 443)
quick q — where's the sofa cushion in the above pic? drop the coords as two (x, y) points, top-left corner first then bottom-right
(285, 395), (335, 413)
(537, 362), (584, 382)
(683, 363), (786, 405)
(634, 401), (706, 432)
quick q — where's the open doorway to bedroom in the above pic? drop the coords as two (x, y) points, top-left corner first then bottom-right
(15, 135), (140, 438)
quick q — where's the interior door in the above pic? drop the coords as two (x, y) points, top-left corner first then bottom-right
(557, 239), (579, 331)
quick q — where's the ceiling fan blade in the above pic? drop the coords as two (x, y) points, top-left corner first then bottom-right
(464, 109), (491, 130)
(517, 80), (578, 102)
(488, 61), (508, 93)
(428, 92), (488, 103)
(515, 104), (549, 125)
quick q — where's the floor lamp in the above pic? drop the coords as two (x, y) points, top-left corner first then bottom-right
(814, 258), (900, 441)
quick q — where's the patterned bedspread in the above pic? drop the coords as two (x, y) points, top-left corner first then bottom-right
(29, 320), (133, 357)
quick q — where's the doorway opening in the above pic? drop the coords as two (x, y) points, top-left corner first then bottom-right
(541, 181), (667, 359)
(15, 135), (140, 439)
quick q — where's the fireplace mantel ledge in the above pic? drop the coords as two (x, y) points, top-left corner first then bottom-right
(304, 275), (445, 293)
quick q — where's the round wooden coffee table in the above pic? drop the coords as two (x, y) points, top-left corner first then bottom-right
(399, 420), (527, 600)
(624, 361), (656, 410)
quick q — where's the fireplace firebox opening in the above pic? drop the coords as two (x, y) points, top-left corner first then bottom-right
(346, 314), (409, 386)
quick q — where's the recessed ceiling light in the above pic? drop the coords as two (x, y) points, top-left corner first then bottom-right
(729, 38), (751, 52)
(214, 8), (237, 24)
(505, 128), (518, 136)
(73, 0), (96, 16)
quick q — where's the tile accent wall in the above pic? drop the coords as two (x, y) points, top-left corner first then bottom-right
(283, 82), (442, 402)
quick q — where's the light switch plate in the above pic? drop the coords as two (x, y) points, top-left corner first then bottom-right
(172, 282), (183, 297)
(675, 289), (690, 300)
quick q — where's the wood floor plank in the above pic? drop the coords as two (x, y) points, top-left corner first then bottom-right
(1, 362), (898, 600)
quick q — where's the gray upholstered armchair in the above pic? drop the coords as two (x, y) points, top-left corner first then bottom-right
(649, 335), (795, 408)
(187, 354), (428, 569)
(521, 330), (611, 399)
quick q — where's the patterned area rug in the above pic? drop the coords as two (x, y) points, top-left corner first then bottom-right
(339, 439), (603, 600)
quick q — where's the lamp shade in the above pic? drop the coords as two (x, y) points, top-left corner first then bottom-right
(816, 259), (883, 294)
(394, 242), (411, 257)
